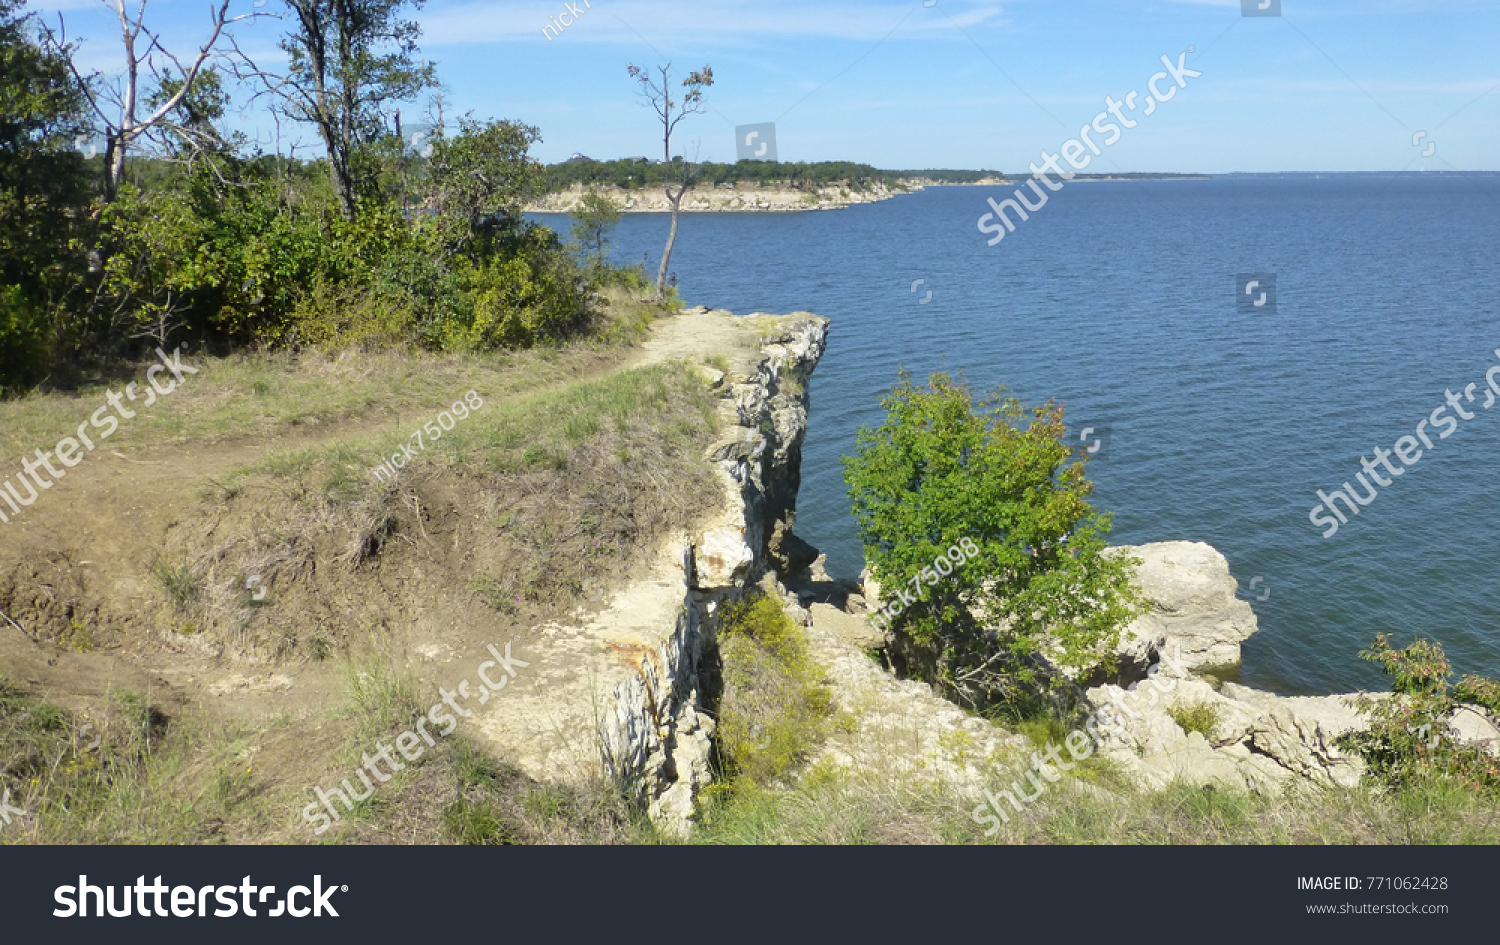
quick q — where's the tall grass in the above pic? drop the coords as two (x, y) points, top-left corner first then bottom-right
(0, 678), (260, 844)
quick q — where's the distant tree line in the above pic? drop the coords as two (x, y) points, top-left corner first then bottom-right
(543, 159), (1012, 193)
(882, 168), (1006, 183)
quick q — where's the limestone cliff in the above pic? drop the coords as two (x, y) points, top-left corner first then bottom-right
(476, 307), (828, 835)
(528, 180), (914, 214)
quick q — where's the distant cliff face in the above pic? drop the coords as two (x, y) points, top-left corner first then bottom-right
(528, 180), (914, 213)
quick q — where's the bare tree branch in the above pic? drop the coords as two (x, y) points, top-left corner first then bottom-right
(38, 0), (252, 200)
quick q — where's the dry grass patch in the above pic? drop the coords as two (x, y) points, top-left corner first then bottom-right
(148, 362), (722, 660)
(0, 678), (266, 844)
(688, 746), (1500, 845)
(0, 308), (662, 458)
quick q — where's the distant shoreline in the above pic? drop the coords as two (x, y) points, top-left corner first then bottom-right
(527, 174), (1216, 214)
(1063, 175), (1212, 182)
(527, 179), (930, 214)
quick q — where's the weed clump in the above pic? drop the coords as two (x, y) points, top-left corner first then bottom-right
(711, 592), (832, 788)
(1168, 702), (1221, 739)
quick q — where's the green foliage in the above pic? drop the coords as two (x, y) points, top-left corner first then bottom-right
(1341, 634), (1500, 795)
(712, 592), (833, 789)
(428, 118), (545, 240)
(1454, 674), (1500, 715)
(569, 185), (623, 268)
(91, 162), (587, 359)
(278, 0), (437, 219)
(546, 158), (904, 192)
(842, 371), (1145, 708)
(1169, 702), (1221, 739)
(0, 0), (627, 395)
(443, 796), (518, 844)
(0, 0), (91, 392)
(0, 285), (51, 394)
(438, 225), (588, 350)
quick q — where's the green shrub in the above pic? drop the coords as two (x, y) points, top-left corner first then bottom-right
(841, 371), (1145, 708)
(439, 226), (589, 350)
(0, 285), (53, 395)
(712, 592), (833, 787)
(1341, 634), (1500, 795)
(1168, 702), (1220, 739)
(1455, 674), (1500, 715)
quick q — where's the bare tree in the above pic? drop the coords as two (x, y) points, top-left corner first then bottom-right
(230, 0), (434, 221)
(42, 0), (246, 201)
(627, 61), (712, 298)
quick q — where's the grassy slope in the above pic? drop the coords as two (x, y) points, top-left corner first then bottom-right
(0, 290), (720, 845)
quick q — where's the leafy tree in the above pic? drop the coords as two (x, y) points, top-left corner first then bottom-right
(426, 117), (544, 252)
(625, 61), (711, 298)
(148, 66), (239, 163)
(241, 0), (437, 220)
(842, 371), (1145, 707)
(568, 185), (622, 268)
(0, 0), (91, 392)
(41, 0), (238, 202)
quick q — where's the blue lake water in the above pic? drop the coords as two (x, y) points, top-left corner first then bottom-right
(534, 174), (1500, 695)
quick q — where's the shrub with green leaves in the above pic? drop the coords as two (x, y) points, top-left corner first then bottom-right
(1168, 702), (1220, 739)
(713, 593), (832, 787)
(569, 185), (623, 269)
(842, 371), (1145, 708)
(0, 0), (92, 391)
(1341, 634), (1500, 795)
(1454, 674), (1500, 715)
(440, 228), (589, 350)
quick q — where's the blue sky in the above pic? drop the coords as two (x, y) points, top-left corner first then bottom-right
(31, 0), (1500, 172)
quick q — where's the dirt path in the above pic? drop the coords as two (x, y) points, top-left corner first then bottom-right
(0, 303), (780, 841)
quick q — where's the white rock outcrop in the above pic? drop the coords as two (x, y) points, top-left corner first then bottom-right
(474, 308), (828, 837)
(527, 180), (918, 214)
(1108, 541), (1259, 672)
(1077, 542), (1498, 793)
(1073, 543), (1371, 791)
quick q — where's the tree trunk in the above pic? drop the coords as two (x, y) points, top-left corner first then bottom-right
(323, 131), (356, 221)
(656, 188), (682, 298)
(103, 135), (125, 202)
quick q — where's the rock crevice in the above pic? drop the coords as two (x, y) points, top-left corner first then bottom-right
(475, 308), (828, 835)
